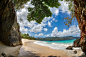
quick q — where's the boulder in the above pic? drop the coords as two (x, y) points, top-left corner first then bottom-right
(1, 53), (6, 57)
(80, 37), (86, 55)
(73, 39), (80, 47)
(73, 38), (86, 54)
(73, 50), (77, 54)
(66, 46), (73, 50)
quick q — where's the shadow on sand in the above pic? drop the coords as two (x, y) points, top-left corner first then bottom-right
(17, 47), (61, 57)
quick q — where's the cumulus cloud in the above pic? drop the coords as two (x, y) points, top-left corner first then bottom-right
(20, 26), (28, 34)
(58, 0), (71, 14)
(48, 21), (52, 27)
(44, 28), (48, 32)
(35, 33), (43, 36)
(51, 25), (80, 37)
(17, 0), (71, 35)
(17, 0), (52, 33)
(52, 18), (58, 22)
(45, 34), (50, 37)
(42, 17), (53, 22)
(50, 7), (59, 15)
(29, 23), (46, 33)
(17, 1), (35, 34)
(24, 1), (34, 8)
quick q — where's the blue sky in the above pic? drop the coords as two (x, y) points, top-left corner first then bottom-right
(17, 0), (80, 38)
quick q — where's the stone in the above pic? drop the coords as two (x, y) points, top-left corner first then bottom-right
(66, 46), (73, 50)
(0, 0), (22, 46)
(73, 39), (80, 47)
(73, 50), (77, 54)
(8, 17), (22, 46)
(74, 0), (86, 54)
(1, 53), (6, 57)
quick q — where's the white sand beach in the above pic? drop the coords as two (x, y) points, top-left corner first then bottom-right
(0, 41), (21, 56)
(0, 39), (85, 57)
(18, 39), (69, 57)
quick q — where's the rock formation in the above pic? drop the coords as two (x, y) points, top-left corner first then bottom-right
(0, 0), (22, 46)
(66, 46), (73, 50)
(73, 0), (86, 54)
(73, 39), (80, 47)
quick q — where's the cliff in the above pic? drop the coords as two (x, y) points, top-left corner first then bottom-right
(0, 0), (22, 46)
(73, 0), (86, 54)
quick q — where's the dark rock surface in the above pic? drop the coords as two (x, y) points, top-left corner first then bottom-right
(73, 50), (77, 54)
(74, 0), (86, 54)
(0, 0), (22, 46)
(73, 39), (80, 47)
(66, 46), (73, 50)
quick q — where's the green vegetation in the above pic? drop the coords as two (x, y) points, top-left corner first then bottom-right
(13, 0), (61, 24)
(14, 0), (75, 27)
(20, 34), (80, 41)
(21, 34), (36, 40)
(27, 0), (61, 23)
(36, 36), (80, 41)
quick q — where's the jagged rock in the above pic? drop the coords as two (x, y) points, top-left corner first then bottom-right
(8, 17), (22, 46)
(73, 39), (80, 47)
(1, 53), (6, 57)
(80, 37), (86, 55)
(74, 0), (86, 54)
(66, 46), (73, 50)
(0, 0), (22, 46)
(73, 50), (77, 54)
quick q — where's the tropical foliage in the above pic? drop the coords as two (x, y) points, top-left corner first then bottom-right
(21, 33), (36, 40)
(36, 36), (80, 41)
(13, 0), (61, 23)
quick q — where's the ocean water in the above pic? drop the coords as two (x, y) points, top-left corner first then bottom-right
(34, 39), (76, 50)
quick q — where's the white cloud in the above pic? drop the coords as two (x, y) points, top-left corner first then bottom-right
(17, 1), (35, 34)
(52, 18), (58, 22)
(17, 0), (56, 33)
(58, 0), (71, 14)
(20, 26), (28, 34)
(42, 17), (53, 22)
(29, 22), (46, 33)
(44, 28), (48, 32)
(51, 20), (52, 22)
(24, 1), (34, 8)
(17, 0), (72, 35)
(51, 25), (80, 37)
(45, 34), (50, 37)
(17, 1), (50, 33)
(48, 21), (52, 27)
(35, 33), (43, 36)
(29, 25), (43, 33)
(50, 7), (59, 15)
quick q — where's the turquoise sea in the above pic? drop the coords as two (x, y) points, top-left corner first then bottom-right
(34, 39), (76, 50)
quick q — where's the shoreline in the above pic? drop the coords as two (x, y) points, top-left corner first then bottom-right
(18, 39), (69, 57)
(19, 39), (85, 57)
(0, 39), (85, 57)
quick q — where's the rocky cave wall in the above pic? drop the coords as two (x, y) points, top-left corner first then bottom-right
(0, 0), (22, 46)
(73, 0), (86, 53)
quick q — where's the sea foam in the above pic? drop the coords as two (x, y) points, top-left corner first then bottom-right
(34, 41), (73, 50)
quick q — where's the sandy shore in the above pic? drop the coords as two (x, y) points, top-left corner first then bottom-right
(0, 41), (21, 56)
(18, 39), (70, 57)
(0, 39), (85, 57)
